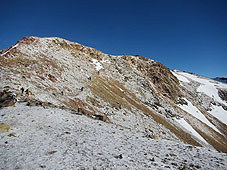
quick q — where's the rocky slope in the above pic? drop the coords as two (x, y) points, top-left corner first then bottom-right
(1, 103), (226, 170)
(0, 36), (227, 155)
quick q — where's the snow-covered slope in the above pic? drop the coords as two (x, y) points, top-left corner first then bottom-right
(0, 37), (227, 155)
(173, 71), (227, 105)
(173, 70), (227, 124)
(172, 70), (227, 151)
(0, 104), (226, 170)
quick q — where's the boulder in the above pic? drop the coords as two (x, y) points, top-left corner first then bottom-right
(0, 91), (16, 108)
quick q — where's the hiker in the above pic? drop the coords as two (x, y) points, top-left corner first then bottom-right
(12, 93), (16, 98)
(12, 93), (17, 102)
(0, 91), (4, 96)
(20, 87), (24, 95)
(25, 89), (29, 97)
(81, 87), (84, 91)
(61, 91), (64, 95)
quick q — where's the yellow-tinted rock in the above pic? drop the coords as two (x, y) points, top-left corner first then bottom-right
(153, 136), (159, 140)
(0, 123), (12, 133)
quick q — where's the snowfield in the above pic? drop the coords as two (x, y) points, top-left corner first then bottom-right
(208, 105), (227, 124)
(172, 71), (190, 84)
(173, 71), (227, 105)
(175, 118), (208, 144)
(0, 103), (226, 170)
(178, 98), (221, 134)
(173, 70), (227, 126)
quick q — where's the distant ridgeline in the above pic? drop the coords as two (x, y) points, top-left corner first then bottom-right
(213, 77), (227, 84)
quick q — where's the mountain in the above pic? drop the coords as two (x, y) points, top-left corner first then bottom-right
(0, 36), (227, 168)
(213, 77), (227, 84)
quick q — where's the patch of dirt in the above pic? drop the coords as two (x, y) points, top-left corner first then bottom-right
(86, 96), (103, 108)
(0, 123), (12, 133)
(195, 128), (227, 153)
(62, 97), (110, 122)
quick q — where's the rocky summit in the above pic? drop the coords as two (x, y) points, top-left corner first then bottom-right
(0, 37), (227, 169)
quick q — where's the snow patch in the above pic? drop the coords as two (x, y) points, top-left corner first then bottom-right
(176, 118), (208, 144)
(198, 85), (222, 104)
(0, 44), (19, 56)
(178, 98), (221, 134)
(92, 59), (103, 71)
(100, 59), (111, 64)
(208, 105), (227, 124)
(171, 71), (190, 83)
(176, 72), (227, 104)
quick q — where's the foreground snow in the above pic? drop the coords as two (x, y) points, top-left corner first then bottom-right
(0, 104), (226, 170)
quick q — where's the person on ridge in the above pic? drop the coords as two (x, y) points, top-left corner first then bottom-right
(0, 91), (4, 96)
(20, 87), (24, 95)
(25, 89), (29, 97)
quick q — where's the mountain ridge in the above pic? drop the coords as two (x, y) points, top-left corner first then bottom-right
(213, 77), (227, 84)
(0, 36), (227, 153)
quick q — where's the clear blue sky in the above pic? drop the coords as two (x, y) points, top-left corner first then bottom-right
(0, 0), (226, 77)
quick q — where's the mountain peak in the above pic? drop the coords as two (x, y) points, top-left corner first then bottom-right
(1, 37), (227, 153)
